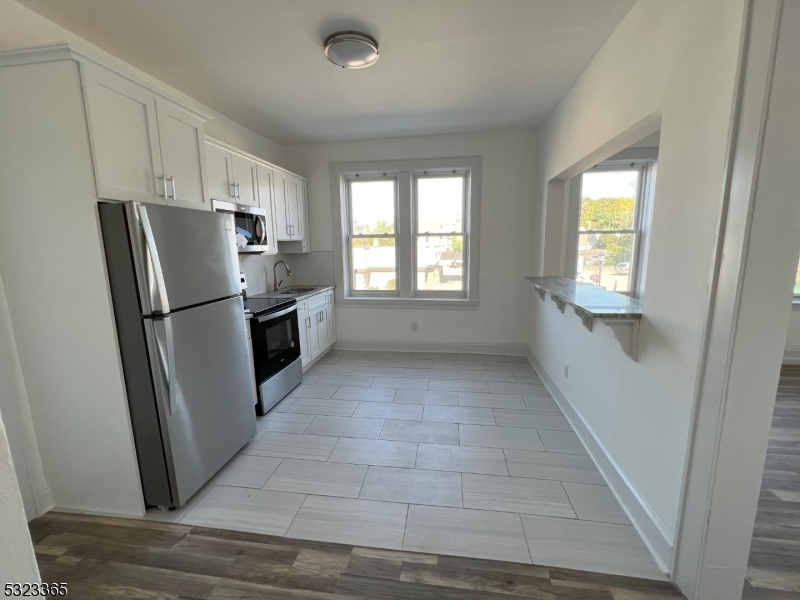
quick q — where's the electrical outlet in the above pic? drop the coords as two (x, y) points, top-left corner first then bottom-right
(411, 321), (418, 332)
(564, 365), (569, 378)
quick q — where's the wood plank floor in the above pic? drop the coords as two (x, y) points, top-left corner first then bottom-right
(743, 366), (800, 599)
(29, 511), (686, 599)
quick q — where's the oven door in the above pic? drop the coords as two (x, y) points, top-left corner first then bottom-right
(213, 200), (269, 253)
(250, 305), (301, 384)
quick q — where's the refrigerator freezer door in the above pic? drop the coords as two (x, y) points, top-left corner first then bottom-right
(145, 295), (256, 506)
(133, 203), (240, 315)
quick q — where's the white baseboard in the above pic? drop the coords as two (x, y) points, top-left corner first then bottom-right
(784, 345), (800, 364)
(333, 339), (528, 356)
(35, 486), (55, 518)
(527, 345), (673, 577)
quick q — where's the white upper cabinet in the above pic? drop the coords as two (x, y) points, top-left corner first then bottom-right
(255, 163), (279, 255)
(206, 143), (236, 202)
(205, 140), (259, 208)
(273, 169), (290, 241)
(81, 64), (165, 203)
(273, 170), (305, 242)
(156, 99), (209, 210)
(81, 63), (209, 208)
(203, 137), (309, 251)
(230, 154), (258, 207)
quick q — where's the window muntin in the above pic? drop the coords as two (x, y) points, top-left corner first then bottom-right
(347, 177), (398, 294)
(576, 167), (647, 296)
(414, 174), (467, 294)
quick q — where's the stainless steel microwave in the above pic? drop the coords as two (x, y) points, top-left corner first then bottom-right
(212, 200), (269, 253)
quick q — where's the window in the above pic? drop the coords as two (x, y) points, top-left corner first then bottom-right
(332, 157), (481, 308)
(415, 174), (467, 295)
(573, 160), (656, 297)
(348, 178), (398, 293)
(794, 257), (800, 302)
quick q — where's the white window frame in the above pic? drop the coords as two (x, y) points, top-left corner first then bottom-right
(566, 158), (657, 299)
(330, 156), (482, 309)
(345, 175), (400, 298)
(412, 170), (470, 300)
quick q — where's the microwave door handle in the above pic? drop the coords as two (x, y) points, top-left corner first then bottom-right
(154, 316), (177, 415)
(258, 216), (268, 244)
(138, 205), (170, 314)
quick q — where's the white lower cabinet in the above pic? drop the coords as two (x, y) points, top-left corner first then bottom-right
(298, 291), (335, 369)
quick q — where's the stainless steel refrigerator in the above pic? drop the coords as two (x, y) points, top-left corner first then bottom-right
(99, 201), (256, 509)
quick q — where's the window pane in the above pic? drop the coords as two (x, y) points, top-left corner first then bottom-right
(579, 170), (637, 231)
(576, 232), (635, 293)
(416, 235), (464, 291)
(350, 180), (395, 234)
(417, 176), (464, 233)
(351, 237), (396, 291)
(795, 258), (800, 295)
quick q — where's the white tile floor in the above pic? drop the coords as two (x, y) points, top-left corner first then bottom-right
(143, 350), (667, 582)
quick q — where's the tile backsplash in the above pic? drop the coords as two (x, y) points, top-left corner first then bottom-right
(238, 251), (334, 295)
(289, 252), (335, 286)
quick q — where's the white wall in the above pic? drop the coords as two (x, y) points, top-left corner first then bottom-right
(530, 0), (746, 563)
(0, 271), (40, 584)
(283, 130), (537, 351)
(0, 0), (288, 517)
(0, 0), (285, 165)
(0, 406), (39, 585)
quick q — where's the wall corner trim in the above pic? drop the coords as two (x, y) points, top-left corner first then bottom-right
(527, 344), (674, 576)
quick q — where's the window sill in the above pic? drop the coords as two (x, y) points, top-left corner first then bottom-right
(336, 297), (479, 310)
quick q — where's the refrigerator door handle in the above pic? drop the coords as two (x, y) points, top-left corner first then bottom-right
(154, 316), (177, 415)
(139, 205), (171, 314)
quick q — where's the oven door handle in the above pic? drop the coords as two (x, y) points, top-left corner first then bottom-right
(257, 305), (296, 322)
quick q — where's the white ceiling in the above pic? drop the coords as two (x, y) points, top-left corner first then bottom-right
(17, 0), (636, 145)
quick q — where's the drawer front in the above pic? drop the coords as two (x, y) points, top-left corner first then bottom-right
(307, 292), (328, 312)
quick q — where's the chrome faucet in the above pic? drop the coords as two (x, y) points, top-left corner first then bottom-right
(273, 260), (292, 291)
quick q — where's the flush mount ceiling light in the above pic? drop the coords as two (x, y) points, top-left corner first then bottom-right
(324, 31), (379, 69)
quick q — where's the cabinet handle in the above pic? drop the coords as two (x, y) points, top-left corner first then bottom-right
(163, 176), (175, 200)
(169, 177), (177, 201)
(235, 182), (241, 199)
(159, 176), (168, 199)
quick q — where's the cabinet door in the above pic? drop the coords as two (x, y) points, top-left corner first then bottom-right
(317, 309), (330, 352)
(206, 142), (235, 202)
(156, 98), (209, 210)
(255, 164), (278, 255)
(285, 176), (300, 239)
(297, 180), (308, 242)
(81, 64), (165, 203)
(300, 315), (312, 367)
(326, 296), (336, 345)
(308, 310), (321, 359)
(273, 170), (291, 241)
(231, 155), (258, 207)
